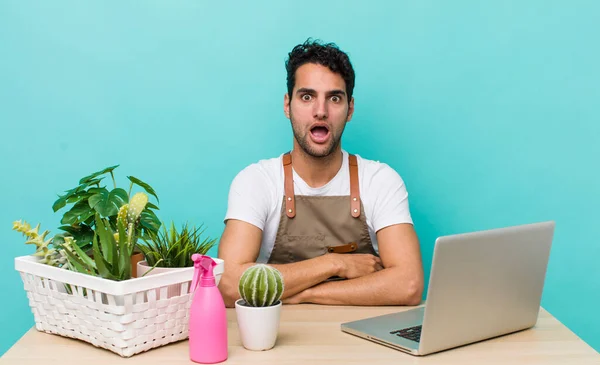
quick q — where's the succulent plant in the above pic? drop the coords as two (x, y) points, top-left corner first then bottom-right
(12, 220), (67, 267)
(238, 264), (284, 307)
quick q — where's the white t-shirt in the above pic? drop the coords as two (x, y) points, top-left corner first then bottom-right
(224, 150), (413, 263)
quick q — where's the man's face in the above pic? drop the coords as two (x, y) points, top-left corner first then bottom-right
(284, 63), (354, 158)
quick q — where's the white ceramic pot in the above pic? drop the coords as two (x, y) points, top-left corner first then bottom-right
(137, 260), (191, 298)
(235, 298), (282, 351)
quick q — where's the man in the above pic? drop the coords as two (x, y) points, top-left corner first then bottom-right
(217, 39), (423, 307)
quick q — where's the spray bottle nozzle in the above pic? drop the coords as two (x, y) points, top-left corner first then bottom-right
(191, 254), (218, 290)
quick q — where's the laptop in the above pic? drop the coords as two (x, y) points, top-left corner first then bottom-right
(341, 221), (555, 356)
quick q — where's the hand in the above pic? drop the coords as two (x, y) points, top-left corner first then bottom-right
(331, 253), (383, 279)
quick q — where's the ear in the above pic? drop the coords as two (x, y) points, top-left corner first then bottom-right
(284, 93), (291, 119)
(346, 97), (355, 122)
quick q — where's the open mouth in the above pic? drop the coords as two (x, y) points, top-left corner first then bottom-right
(310, 124), (330, 144)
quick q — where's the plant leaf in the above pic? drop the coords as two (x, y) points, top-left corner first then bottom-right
(92, 232), (114, 280)
(58, 224), (94, 249)
(112, 188), (129, 203)
(83, 214), (94, 226)
(52, 195), (68, 212)
(117, 219), (129, 279)
(94, 214), (116, 267)
(88, 188), (128, 217)
(51, 233), (66, 247)
(87, 187), (107, 195)
(66, 191), (93, 204)
(70, 241), (97, 270)
(79, 165), (119, 184)
(59, 185), (85, 201)
(140, 209), (161, 234)
(63, 248), (94, 275)
(135, 221), (217, 268)
(146, 202), (160, 210)
(54, 179), (104, 213)
(61, 201), (95, 225)
(118, 234), (131, 280)
(127, 176), (159, 203)
(83, 177), (104, 186)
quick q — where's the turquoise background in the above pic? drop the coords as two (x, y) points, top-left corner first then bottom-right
(1, 0), (598, 355)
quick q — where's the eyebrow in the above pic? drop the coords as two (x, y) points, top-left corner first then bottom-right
(296, 88), (347, 97)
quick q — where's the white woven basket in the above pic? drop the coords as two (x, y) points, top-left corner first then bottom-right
(14, 255), (224, 357)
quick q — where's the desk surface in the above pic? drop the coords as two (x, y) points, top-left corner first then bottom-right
(1, 305), (598, 364)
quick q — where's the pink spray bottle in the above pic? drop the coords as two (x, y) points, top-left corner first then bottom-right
(189, 254), (228, 363)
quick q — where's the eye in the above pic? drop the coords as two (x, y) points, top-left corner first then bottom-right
(301, 94), (312, 101)
(331, 95), (341, 103)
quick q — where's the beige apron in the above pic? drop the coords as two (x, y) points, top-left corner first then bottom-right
(267, 152), (377, 265)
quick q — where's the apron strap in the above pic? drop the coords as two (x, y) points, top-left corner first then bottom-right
(349, 154), (361, 218)
(282, 152), (361, 219)
(283, 152), (296, 218)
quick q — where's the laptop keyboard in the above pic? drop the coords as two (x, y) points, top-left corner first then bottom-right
(390, 325), (422, 342)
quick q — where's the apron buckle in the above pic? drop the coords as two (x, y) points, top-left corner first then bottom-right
(327, 242), (358, 254)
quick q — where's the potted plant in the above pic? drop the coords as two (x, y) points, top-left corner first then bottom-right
(48, 165), (161, 277)
(59, 191), (148, 282)
(11, 165), (222, 357)
(136, 221), (218, 297)
(235, 264), (285, 351)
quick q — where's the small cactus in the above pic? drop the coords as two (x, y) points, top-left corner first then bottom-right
(116, 192), (147, 228)
(238, 264), (284, 307)
(127, 192), (148, 224)
(117, 204), (129, 227)
(115, 192), (148, 247)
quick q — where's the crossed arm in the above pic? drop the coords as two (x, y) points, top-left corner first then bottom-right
(217, 219), (424, 307)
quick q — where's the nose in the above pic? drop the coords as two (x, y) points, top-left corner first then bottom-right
(313, 97), (328, 120)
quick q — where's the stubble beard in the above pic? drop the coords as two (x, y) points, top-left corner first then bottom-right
(289, 112), (346, 159)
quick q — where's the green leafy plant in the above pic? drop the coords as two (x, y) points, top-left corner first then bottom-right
(61, 192), (149, 281)
(238, 264), (284, 307)
(51, 165), (161, 251)
(138, 222), (217, 269)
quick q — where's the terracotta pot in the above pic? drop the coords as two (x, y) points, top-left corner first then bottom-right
(130, 251), (145, 278)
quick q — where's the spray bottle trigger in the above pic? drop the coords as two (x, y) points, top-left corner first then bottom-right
(191, 254), (204, 291)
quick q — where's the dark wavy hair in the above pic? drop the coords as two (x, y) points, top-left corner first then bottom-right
(285, 38), (355, 104)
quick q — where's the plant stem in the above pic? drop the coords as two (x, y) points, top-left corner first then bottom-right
(110, 172), (117, 189)
(141, 259), (164, 276)
(128, 182), (133, 199)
